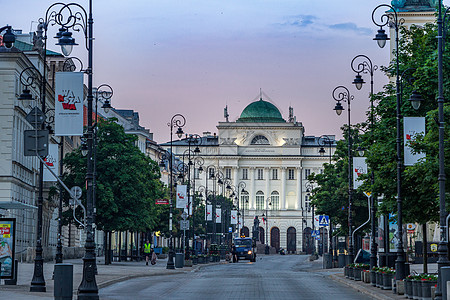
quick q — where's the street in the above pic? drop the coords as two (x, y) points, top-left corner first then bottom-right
(100, 255), (370, 300)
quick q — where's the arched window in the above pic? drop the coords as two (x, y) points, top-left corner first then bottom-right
(251, 135), (270, 145)
(256, 191), (264, 210)
(271, 191), (279, 210)
(241, 191), (249, 210)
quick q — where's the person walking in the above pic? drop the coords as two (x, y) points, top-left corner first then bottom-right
(144, 240), (152, 266)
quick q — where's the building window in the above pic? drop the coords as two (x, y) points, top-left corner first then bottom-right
(251, 135), (270, 145)
(272, 169), (278, 180)
(241, 191), (249, 210)
(271, 191), (279, 210)
(225, 168), (231, 179)
(194, 168), (200, 179)
(288, 168), (295, 180)
(242, 168), (248, 180)
(256, 191), (264, 210)
(320, 169), (324, 174)
(257, 168), (264, 180)
(305, 195), (311, 211)
(304, 168), (311, 179)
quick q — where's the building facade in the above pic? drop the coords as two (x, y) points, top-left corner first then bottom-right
(164, 97), (335, 254)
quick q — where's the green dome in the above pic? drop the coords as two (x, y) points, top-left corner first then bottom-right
(237, 99), (285, 123)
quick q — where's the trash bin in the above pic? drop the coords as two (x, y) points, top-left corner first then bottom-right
(54, 263), (73, 300)
(175, 253), (184, 268)
(338, 253), (346, 268)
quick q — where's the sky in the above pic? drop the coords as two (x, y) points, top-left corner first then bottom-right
(2, 1), (444, 142)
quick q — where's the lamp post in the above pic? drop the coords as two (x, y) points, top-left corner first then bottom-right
(205, 165), (216, 244)
(262, 197), (271, 254)
(167, 114), (186, 269)
(434, 2), (449, 298)
(350, 54), (378, 270)
(371, 4), (409, 279)
(305, 181), (315, 254)
(192, 156), (204, 254)
(332, 85), (355, 263)
(236, 182), (246, 236)
(19, 65), (48, 292)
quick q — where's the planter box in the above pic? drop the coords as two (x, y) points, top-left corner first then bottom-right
(405, 279), (412, 299)
(354, 269), (362, 281)
(184, 259), (193, 267)
(412, 280), (418, 300)
(382, 273), (393, 290)
(370, 270), (377, 286)
(420, 280), (436, 300)
(198, 256), (205, 264)
(376, 272), (382, 288)
(349, 267), (354, 280)
(344, 266), (349, 278)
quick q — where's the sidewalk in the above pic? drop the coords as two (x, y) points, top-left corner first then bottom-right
(0, 256), (219, 299)
(328, 263), (438, 300)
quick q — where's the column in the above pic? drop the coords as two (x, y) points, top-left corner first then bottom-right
(233, 167), (239, 185)
(281, 167), (286, 210)
(296, 167), (302, 210)
(250, 167), (255, 210)
(265, 167), (270, 208)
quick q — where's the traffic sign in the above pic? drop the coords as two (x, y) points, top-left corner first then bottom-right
(318, 215), (329, 227)
(311, 230), (320, 237)
(229, 227), (232, 233)
(70, 186), (82, 199)
(180, 220), (189, 230)
(181, 212), (188, 220)
(25, 107), (45, 129)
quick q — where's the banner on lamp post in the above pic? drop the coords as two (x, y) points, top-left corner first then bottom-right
(176, 185), (187, 209)
(206, 204), (212, 221)
(230, 210), (237, 225)
(54, 72), (84, 136)
(353, 157), (367, 189)
(184, 196), (193, 216)
(43, 144), (59, 182)
(216, 208), (221, 223)
(404, 117), (426, 166)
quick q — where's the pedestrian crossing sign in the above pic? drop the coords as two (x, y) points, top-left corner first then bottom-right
(318, 215), (329, 227)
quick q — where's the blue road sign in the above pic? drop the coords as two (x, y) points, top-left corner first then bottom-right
(318, 215), (329, 227)
(311, 230), (320, 237)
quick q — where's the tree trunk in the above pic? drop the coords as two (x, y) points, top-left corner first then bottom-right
(104, 231), (109, 265)
(118, 231), (122, 262)
(423, 223), (428, 274)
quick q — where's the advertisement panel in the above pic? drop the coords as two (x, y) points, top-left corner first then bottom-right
(54, 72), (84, 136)
(404, 117), (426, 166)
(216, 208), (221, 223)
(206, 205), (212, 221)
(176, 185), (187, 209)
(43, 144), (59, 182)
(353, 157), (367, 189)
(230, 210), (237, 225)
(0, 218), (16, 279)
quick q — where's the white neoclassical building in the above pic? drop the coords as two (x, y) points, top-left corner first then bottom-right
(165, 97), (336, 254)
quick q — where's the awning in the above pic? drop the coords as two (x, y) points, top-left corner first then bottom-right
(0, 201), (37, 210)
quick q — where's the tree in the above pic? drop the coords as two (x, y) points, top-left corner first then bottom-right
(62, 118), (167, 234)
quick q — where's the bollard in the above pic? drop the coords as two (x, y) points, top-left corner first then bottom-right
(441, 266), (450, 300)
(175, 253), (184, 268)
(54, 263), (73, 300)
(4, 259), (18, 285)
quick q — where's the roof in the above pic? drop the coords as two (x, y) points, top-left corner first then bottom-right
(392, 0), (435, 12)
(12, 40), (62, 56)
(236, 98), (285, 123)
(160, 135), (219, 147)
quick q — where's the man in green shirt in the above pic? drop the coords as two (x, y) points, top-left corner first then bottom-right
(144, 240), (152, 265)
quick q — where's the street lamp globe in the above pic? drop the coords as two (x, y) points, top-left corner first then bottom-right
(409, 90), (424, 110)
(352, 74), (365, 90)
(374, 28), (389, 48)
(3, 27), (16, 49)
(56, 30), (78, 56)
(176, 127), (184, 138)
(319, 147), (325, 156)
(333, 102), (344, 116)
(102, 100), (112, 113)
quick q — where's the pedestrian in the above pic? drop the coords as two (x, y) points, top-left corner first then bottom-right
(151, 249), (157, 265)
(231, 243), (237, 263)
(144, 240), (151, 266)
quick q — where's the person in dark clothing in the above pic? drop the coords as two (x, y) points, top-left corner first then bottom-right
(231, 243), (237, 263)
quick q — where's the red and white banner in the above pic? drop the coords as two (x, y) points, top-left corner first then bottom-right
(206, 205), (212, 221)
(404, 117), (425, 166)
(176, 185), (187, 209)
(230, 210), (237, 225)
(43, 144), (59, 182)
(353, 157), (367, 189)
(216, 208), (221, 223)
(184, 196), (193, 216)
(54, 72), (84, 136)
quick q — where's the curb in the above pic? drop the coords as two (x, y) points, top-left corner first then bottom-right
(329, 274), (397, 300)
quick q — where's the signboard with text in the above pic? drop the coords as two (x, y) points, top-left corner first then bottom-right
(0, 218), (16, 279)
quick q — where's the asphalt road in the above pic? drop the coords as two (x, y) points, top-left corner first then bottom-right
(100, 255), (370, 300)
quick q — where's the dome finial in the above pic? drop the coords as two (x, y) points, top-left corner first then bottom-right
(260, 88), (263, 101)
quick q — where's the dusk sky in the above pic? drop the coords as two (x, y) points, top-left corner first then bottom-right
(4, 1), (445, 142)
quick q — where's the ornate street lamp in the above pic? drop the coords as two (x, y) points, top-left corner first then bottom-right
(0, 25), (16, 48)
(236, 181), (246, 236)
(305, 181), (315, 254)
(350, 54), (378, 270)
(166, 114), (186, 269)
(332, 85), (355, 263)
